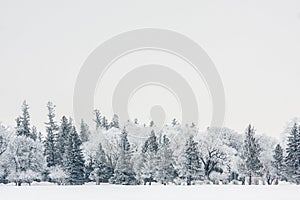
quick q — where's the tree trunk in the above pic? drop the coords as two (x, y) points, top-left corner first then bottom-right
(249, 174), (252, 185)
(241, 177), (245, 185)
(187, 176), (191, 185)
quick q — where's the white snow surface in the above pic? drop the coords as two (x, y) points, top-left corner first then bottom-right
(0, 183), (299, 200)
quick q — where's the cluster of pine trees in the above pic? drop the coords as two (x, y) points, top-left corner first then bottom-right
(0, 101), (300, 186)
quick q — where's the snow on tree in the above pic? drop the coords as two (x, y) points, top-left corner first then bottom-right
(89, 143), (112, 184)
(272, 144), (285, 184)
(180, 136), (202, 185)
(197, 128), (235, 182)
(5, 135), (46, 186)
(241, 125), (263, 185)
(110, 114), (120, 129)
(64, 126), (85, 185)
(80, 119), (90, 143)
(56, 116), (72, 166)
(256, 134), (278, 185)
(93, 109), (102, 130)
(285, 123), (300, 184)
(44, 102), (59, 167)
(109, 128), (137, 185)
(138, 130), (159, 185)
(0, 124), (13, 182)
(101, 116), (109, 130)
(16, 101), (35, 140)
(281, 118), (300, 150)
(48, 166), (67, 185)
(155, 135), (177, 185)
(0, 123), (12, 156)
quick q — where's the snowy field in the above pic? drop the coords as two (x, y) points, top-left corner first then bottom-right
(0, 184), (299, 200)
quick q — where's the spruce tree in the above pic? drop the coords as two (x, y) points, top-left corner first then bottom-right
(16, 101), (34, 139)
(109, 128), (137, 185)
(101, 116), (109, 130)
(56, 116), (71, 166)
(285, 123), (300, 184)
(156, 135), (177, 185)
(181, 136), (202, 185)
(89, 144), (112, 184)
(242, 124), (262, 185)
(44, 102), (59, 167)
(140, 130), (159, 185)
(272, 144), (285, 184)
(64, 126), (85, 185)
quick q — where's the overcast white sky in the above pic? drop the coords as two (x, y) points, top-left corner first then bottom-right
(0, 0), (300, 138)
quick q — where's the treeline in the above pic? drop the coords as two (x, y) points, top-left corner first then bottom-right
(0, 101), (300, 186)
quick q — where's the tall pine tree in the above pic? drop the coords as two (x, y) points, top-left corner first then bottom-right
(140, 130), (159, 185)
(64, 126), (85, 185)
(181, 136), (202, 185)
(156, 135), (177, 185)
(44, 102), (59, 167)
(272, 144), (285, 184)
(285, 123), (300, 184)
(109, 128), (137, 185)
(242, 124), (262, 185)
(16, 101), (34, 139)
(89, 143), (112, 184)
(56, 116), (72, 166)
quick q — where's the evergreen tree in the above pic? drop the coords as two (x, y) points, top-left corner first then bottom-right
(16, 101), (34, 139)
(44, 102), (59, 167)
(79, 119), (90, 143)
(285, 123), (300, 184)
(242, 124), (263, 185)
(110, 114), (120, 129)
(89, 144), (112, 184)
(140, 130), (159, 185)
(109, 128), (137, 185)
(156, 135), (177, 185)
(181, 136), (202, 185)
(272, 144), (285, 184)
(64, 126), (85, 185)
(93, 109), (102, 130)
(101, 116), (109, 130)
(56, 116), (72, 166)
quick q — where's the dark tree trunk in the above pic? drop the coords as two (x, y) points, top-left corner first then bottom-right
(187, 176), (191, 185)
(249, 174), (252, 185)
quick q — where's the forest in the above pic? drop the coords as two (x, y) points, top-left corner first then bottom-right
(0, 101), (299, 186)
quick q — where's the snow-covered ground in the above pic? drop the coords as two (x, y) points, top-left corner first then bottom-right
(0, 184), (299, 200)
